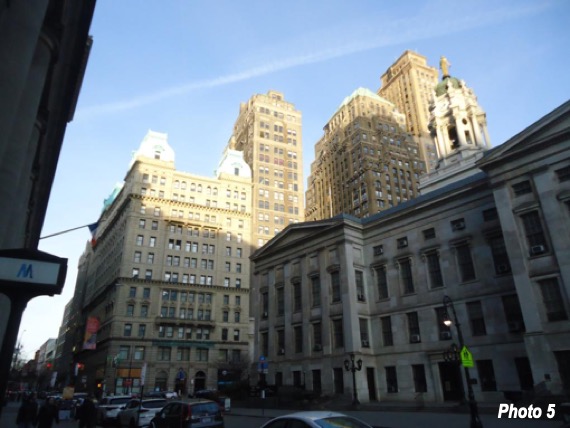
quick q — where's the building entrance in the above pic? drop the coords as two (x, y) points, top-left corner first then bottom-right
(438, 362), (463, 401)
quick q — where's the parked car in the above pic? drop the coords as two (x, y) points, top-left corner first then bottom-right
(149, 399), (224, 428)
(163, 391), (178, 399)
(259, 411), (373, 428)
(118, 398), (167, 428)
(143, 391), (164, 399)
(97, 395), (133, 426)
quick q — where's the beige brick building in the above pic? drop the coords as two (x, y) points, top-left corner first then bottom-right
(305, 88), (425, 221)
(227, 90), (304, 248)
(72, 131), (253, 395)
(378, 50), (439, 171)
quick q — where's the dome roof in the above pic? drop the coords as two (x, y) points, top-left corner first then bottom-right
(435, 76), (461, 97)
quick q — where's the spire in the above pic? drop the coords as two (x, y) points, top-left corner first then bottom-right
(419, 56), (492, 193)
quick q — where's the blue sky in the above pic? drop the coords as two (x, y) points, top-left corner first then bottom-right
(19, 0), (570, 358)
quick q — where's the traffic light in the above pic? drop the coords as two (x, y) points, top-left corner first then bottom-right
(46, 362), (52, 369)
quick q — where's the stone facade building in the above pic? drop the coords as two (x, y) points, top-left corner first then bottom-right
(251, 96), (570, 403)
(71, 131), (253, 395)
(305, 87), (425, 221)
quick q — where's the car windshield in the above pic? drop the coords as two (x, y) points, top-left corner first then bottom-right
(144, 400), (167, 409)
(315, 416), (371, 428)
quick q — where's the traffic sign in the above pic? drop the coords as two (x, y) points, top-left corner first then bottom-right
(460, 346), (474, 367)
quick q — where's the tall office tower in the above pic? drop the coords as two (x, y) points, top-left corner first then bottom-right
(305, 88), (425, 221)
(228, 90), (304, 248)
(378, 50), (439, 171)
(69, 131), (253, 395)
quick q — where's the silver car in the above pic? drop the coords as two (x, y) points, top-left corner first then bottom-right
(118, 398), (167, 428)
(259, 411), (373, 428)
(97, 395), (133, 426)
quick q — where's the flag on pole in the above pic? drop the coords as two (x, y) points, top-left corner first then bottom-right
(88, 222), (99, 248)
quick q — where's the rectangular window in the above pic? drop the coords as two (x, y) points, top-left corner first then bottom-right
(376, 266), (388, 299)
(276, 287), (284, 316)
(177, 348), (191, 362)
(538, 278), (568, 321)
(456, 243), (476, 282)
(412, 364), (427, 392)
(400, 258), (415, 294)
(355, 270), (365, 301)
(502, 294), (525, 332)
(476, 360), (497, 391)
(512, 180), (532, 196)
(423, 228), (436, 240)
(293, 282), (302, 312)
(521, 211), (548, 253)
(196, 348), (208, 362)
(489, 235), (511, 274)
(467, 301), (487, 336)
(386, 366), (398, 393)
(381, 316), (393, 346)
(333, 318), (344, 349)
(294, 326), (303, 353)
(313, 323), (322, 349)
(311, 276), (321, 307)
(359, 318), (369, 347)
(407, 312), (420, 342)
(426, 251), (444, 288)
(124, 324), (132, 337)
(331, 271), (341, 302)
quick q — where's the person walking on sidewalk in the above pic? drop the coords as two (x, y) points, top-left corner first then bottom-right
(75, 397), (97, 428)
(37, 397), (59, 428)
(16, 393), (38, 428)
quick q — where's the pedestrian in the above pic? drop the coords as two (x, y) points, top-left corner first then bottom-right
(16, 393), (38, 428)
(75, 396), (97, 428)
(37, 397), (59, 428)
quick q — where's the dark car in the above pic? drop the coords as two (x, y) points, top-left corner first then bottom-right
(149, 399), (223, 428)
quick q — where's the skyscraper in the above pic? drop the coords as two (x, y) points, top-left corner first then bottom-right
(305, 88), (425, 221)
(378, 50), (439, 171)
(227, 90), (304, 248)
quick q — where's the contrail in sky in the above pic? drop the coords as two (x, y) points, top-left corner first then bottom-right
(78, 2), (549, 118)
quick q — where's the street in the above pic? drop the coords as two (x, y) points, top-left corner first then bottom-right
(1, 401), (566, 428)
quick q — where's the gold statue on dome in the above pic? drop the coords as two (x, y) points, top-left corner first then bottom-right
(440, 56), (451, 77)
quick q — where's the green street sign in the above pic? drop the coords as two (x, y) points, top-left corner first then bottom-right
(460, 346), (474, 368)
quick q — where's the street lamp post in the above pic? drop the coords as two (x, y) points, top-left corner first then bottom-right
(442, 295), (483, 428)
(343, 353), (362, 406)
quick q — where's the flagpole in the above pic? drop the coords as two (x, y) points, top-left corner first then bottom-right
(40, 222), (98, 240)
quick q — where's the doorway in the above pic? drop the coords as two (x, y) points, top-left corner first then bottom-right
(366, 367), (377, 401)
(439, 362), (464, 401)
(193, 370), (206, 394)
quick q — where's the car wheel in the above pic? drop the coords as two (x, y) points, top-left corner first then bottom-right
(129, 419), (136, 428)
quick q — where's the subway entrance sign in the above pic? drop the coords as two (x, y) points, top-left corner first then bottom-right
(0, 248), (67, 295)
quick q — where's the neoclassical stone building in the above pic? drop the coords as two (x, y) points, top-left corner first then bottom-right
(71, 131), (253, 395)
(250, 96), (570, 403)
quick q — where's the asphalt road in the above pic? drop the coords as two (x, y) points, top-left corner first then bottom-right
(1, 400), (565, 428)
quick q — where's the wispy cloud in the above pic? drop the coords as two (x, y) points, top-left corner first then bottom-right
(78, 2), (550, 119)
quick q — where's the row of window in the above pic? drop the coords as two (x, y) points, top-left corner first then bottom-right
(260, 292), (560, 358)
